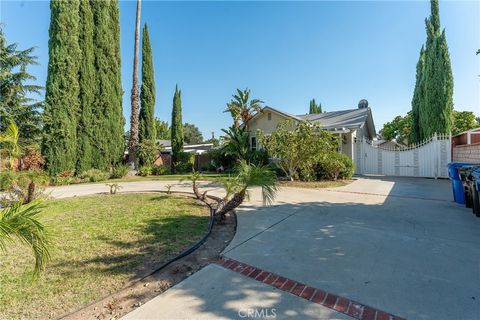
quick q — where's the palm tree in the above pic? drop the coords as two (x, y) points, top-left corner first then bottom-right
(220, 126), (250, 161)
(216, 161), (277, 217)
(0, 201), (50, 278)
(127, 0), (142, 170)
(224, 88), (263, 128)
(182, 170), (207, 200)
(0, 120), (21, 169)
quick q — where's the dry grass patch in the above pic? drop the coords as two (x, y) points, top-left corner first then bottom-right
(278, 180), (353, 189)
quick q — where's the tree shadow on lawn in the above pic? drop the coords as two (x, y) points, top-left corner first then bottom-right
(53, 214), (210, 281)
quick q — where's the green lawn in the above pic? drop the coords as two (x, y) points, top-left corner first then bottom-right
(0, 193), (210, 320)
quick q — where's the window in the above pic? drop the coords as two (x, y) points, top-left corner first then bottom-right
(268, 112), (272, 120)
(251, 136), (257, 150)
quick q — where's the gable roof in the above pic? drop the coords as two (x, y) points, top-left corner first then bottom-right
(254, 106), (376, 139)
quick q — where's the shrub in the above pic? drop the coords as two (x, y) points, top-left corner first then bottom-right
(207, 148), (236, 170)
(298, 165), (316, 182)
(247, 149), (269, 166)
(175, 151), (194, 173)
(138, 139), (159, 166)
(20, 146), (45, 170)
(315, 152), (355, 181)
(138, 165), (152, 177)
(79, 169), (110, 182)
(152, 165), (169, 175)
(337, 153), (354, 179)
(0, 170), (17, 191)
(50, 170), (75, 186)
(111, 165), (129, 179)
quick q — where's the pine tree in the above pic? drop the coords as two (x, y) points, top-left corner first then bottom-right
(139, 24), (156, 142)
(419, 0), (453, 138)
(76, 0), (95, 173)
(0, 27), (43, 146)
(171, 85), (183, 166)
(411, 46), (425, 143)
(42, 0), (81, 175)
(90, 0), (125, 170)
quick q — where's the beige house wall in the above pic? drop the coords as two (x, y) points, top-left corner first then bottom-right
(247, 109), (368, 163)
(247, 111), (296, 148)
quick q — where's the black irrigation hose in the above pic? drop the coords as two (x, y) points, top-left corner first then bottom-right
(58, 191), (222, 320)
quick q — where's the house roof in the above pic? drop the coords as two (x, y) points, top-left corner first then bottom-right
(256, 106), (376, 139)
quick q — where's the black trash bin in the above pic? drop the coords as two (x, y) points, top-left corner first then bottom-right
(459, 166), (480, 209)
(471, 168), (480, 217)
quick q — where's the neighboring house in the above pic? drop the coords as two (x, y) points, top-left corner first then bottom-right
(246, 99), (376, 162)
(451, 127), (480, 163)
(157, 139), (214, 155)
(372, 139), (407, 150)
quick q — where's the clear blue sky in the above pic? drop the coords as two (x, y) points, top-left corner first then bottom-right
(1, 0), (479, 139)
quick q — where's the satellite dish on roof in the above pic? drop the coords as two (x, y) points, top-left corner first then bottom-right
(358, 99), (369, 109)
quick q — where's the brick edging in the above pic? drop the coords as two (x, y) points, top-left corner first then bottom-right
(216, 256), (405, 320)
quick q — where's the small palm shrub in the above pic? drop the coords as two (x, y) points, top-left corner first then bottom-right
(106, 183), (122, 194)
(217, 161), (277, 217)
(138, 165), (152, 177)
(79, 169), (110, 182)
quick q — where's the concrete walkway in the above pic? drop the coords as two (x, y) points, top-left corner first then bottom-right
(46, 180), (226, 199)
(120, 177), (480, 320)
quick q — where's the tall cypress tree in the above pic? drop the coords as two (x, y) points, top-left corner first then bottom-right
(309, 99), (322, 114)
(108, 0), (125, 166)
(90, 0), (125, 170)
(42, 0), (81, 175)
(411, 46), (425, 143)
(419, 0), (453, 138)
(171, 85), (183, 165)
(139, 24), (156, 142)
(76, 0), (95, 173)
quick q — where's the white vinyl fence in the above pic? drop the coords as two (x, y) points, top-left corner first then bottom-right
(354, 133), (451, 178)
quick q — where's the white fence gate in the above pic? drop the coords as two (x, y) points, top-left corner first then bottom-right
(354, 133), (451, 178)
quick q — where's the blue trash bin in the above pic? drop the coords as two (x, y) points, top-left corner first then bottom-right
(471, 169), (480, 217)
(447, 162), (478, 204)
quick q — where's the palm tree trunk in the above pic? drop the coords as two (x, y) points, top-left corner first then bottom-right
(217, 189), (246, 217)
(26, 181), (36, 204)
(192, 181), (201, 199)
(127, 0), (142, 171)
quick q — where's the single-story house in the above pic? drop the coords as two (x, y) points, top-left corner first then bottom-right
(372, 139), (407, 150)
(246, 99), (376, 162)
(157, 140), (214, 155)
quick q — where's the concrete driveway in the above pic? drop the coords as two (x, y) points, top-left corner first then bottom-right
(121, 177), (480, 320)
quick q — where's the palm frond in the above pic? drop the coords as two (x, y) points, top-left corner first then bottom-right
(236, 160), (278, 206)
(0, 201), (50, 278)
